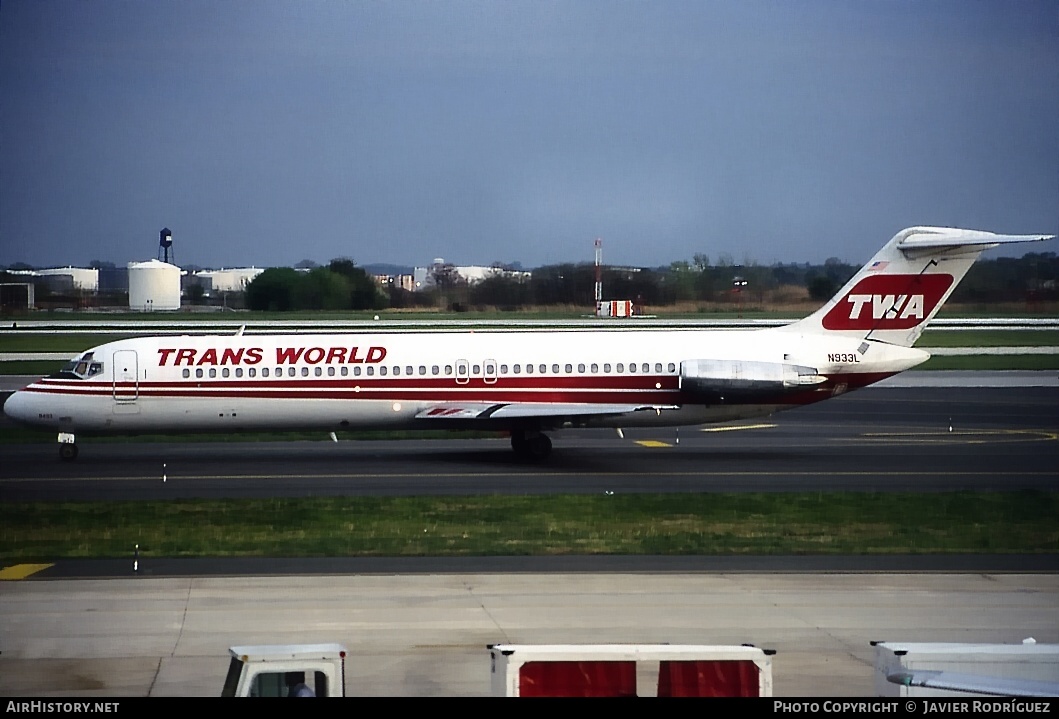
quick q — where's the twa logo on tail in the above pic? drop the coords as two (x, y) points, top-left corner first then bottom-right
(822, 274), (954, 330)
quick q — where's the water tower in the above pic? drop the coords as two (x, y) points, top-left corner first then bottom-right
(158, 227), (174, 264)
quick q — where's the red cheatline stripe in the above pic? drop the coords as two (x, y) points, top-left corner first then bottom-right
(20, 373), (895, 406)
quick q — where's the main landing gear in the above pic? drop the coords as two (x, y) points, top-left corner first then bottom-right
(58, 432), (79, 461)
(511, 429), (552, 461)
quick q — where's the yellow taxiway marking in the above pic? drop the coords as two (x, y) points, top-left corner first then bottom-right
(856, 429), (1058, 445)
(0, 563), (54, 580)
(635, 440), (672, 448)
(700, 423), (777, 433)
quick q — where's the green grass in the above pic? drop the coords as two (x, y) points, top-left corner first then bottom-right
(1, 491), (1054, 560)
(0, 334), (141, 352)
(916, 330), (1059, 348)
(918, 355), (1059, 371)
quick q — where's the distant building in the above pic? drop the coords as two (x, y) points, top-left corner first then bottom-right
(192, 267), (264, 295)
(12, 267), (100, 293)
(374, 273), (416, 292)
(411, 260), (531, 291)
(97, 267), (129, 293)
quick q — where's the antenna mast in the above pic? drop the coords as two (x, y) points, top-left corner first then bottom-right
(594, 238), (603, 310)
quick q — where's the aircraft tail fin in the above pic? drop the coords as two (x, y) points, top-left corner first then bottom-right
(782, 227), (1053, 347)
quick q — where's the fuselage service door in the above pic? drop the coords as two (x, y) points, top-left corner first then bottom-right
(112, 349), (139, 402)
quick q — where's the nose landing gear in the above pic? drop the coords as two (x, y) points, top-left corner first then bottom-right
(58, 432), (79, 461)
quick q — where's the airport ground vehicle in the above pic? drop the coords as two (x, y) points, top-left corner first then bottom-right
(487, 643), (774, 697)
(220, 641), (774, 697)
(221, 643), (347, 697)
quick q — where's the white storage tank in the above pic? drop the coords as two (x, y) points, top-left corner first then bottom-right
(36, 267), (99, 292)
(128, 259), (181, 311)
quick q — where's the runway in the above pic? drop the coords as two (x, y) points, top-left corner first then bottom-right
(1, 380), (1057, 697)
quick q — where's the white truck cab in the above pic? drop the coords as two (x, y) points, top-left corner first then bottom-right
(221, 643), (347, 697)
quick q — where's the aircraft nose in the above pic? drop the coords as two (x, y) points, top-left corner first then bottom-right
(3, 390), (36, 425)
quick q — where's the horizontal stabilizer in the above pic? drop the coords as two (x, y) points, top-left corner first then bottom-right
(897, 228), (1054, 251)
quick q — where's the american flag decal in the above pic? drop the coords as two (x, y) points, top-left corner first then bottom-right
(867, 261), (889, 272)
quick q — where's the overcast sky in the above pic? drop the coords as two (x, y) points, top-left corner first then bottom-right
(1, 0), (1056, 271)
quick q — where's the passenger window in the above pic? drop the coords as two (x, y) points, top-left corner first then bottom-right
(314, 367), (322, 377)
(353, 366), (361, 376)
(616, 363), (624, 373)
(513, 364), (521, 374)
(288, 367), (296, 377)
(341, 367), (348, 376)
(222, 368), (230, 378)
(539, 364), (547, 374)
(327, 366), (335, 377)
(564, 364), (572, 373)
(525, 364), (533, 374)
(551, 364), (559, 374)
(500, 364), (508, 374)
(577, 363), (585, 373)
(407, 366), (414, 375)
(379, 366), (387, 376)
(591, 363), (598, 373)
(366, 366), (374, 376)
(182, 369), (190, 378)
(393, 366), (400, 376)
(235, 368), (242, 378)
(655, 363), (662, 373)
(444, 365), (452, 375)
(642, 363), (650, 373)
(301, 367), (309, 377)
(604, 363), (612, 373)
(473, 364), (481, 374)
(262, 368), (269, 378)
(196, 368), (204, 378)
(208, 368), (217, 378)
(431, 365), (439, 375)
(668, 363), (676, 372)
(419, 366), (427, 375)
(245, 368), (253, 378)
(629, 363), (636, 373)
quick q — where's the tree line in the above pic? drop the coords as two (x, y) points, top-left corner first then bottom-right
(242, 252), (1057, 311)
(2, 252), (1055, 312)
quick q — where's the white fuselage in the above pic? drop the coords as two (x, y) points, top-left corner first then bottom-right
(3, 326), (927, 436)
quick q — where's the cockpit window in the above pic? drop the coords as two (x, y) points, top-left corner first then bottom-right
(51, 354), (104, 380)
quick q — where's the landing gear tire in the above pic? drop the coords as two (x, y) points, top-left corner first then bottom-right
(59, 443), (79, 461)
(511, 431), (552, 461)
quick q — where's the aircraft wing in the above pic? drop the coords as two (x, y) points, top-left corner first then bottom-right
(416, 402), (670, 421)
(888, 671), (1059, 698)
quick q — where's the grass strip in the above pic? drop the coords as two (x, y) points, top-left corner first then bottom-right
(918, 355), (1059, 371)
(1, 491), (1055, 561)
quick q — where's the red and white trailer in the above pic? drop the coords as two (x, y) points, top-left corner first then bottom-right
(488, 643), (774, 697)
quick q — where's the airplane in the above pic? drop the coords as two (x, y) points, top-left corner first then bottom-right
(3, 226), (1052, 461)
